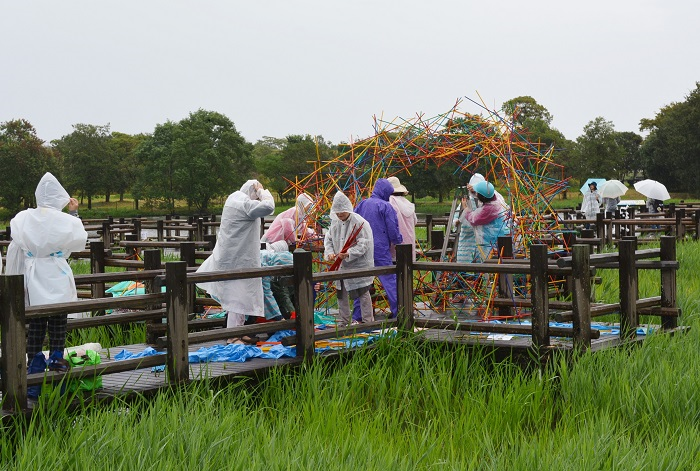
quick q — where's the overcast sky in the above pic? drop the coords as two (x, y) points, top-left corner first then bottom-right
(2, 0), (699, 146)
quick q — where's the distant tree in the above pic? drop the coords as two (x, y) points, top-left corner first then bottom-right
(52, 123), (113, 209)
(257, 135), (332, 203)
(571, 117), (624, 185)
(253, 136), (287, 201)
(501, 96), (553, 127)
(110, 132), (148, 206)
(138, 109), (253, 213)
(501, 97), (574, 196)
(614, 131), (643, 181)
(0, 119), (55, 212)
(639, 83), (700, 193)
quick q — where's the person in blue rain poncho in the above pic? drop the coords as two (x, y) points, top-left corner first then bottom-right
(5, 172), (88, 398)
(462, 180), (511, 262)
(195, 180), (274, 343)
(260, 240), (294, 321)
(352, 178), (402, 321)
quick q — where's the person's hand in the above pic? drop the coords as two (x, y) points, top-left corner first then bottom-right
(68, 198), (79, 211)
(327, 253), (337, 262)
(467, 184), (474, 192)
(461, 196), (467, 207)
(337, 252), (349, 260)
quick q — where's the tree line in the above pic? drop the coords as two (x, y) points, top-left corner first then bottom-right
(1, 84), (698, 216)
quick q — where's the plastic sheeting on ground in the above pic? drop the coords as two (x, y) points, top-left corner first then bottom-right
(113, 329), (387, 372)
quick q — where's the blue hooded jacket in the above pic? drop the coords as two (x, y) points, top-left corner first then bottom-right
(354, 178), (403, 265)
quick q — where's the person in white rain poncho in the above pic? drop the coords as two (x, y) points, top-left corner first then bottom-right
(196, 180), (274, 339)
(6, 173), (87, 395)
(324, 191), (375, 326)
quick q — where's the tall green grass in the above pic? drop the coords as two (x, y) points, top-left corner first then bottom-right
(3, 330), (700, 469)
(3, 242), (695, 469)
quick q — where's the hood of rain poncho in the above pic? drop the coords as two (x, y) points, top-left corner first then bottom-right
(330, 191), (354, 220)
(370, 178), (394, 201)
(295, 193), (314, 220)
(469, 173), (485, 187)
(240, 179), (261, 200)
(389, 193), (416, 218)
(269, 240), (289, 253)
(35, 172), (70, 210)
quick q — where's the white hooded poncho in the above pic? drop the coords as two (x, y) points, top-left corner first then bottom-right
(6, 172), (88, 305)
(323, 191), (374, 291)
(196, 180), (275, 318)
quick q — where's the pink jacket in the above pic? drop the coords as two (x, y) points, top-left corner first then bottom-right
(389, 195), (418, 261)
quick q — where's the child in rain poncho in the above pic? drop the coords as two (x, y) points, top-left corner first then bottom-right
(462, 180), (511, 262)
(6, 173), (88, 397)
(261, 193), (316, 245)
(324, 191), (375, 326)
(260, 240), (294, 321)
(196, 180), (275, 337)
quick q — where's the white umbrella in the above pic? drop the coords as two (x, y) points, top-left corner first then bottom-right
(599, 179), (628, 198)
(634, 179), (671, 201)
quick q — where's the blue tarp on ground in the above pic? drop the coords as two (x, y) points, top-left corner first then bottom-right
(114, 329), (385, 371)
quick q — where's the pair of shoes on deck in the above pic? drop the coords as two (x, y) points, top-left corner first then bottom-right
(226, 336), (257, 346)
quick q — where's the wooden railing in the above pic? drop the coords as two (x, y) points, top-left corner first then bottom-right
(1, 235), (682, 412)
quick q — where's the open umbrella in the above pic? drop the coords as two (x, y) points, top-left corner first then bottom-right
(599, 179), (628, 198)
(579, 178), (607, 195)
(634, 179), (671, 201)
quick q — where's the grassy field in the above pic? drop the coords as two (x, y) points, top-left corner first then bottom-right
(2, 188), (697, 227)
(1, 240), (699, 469)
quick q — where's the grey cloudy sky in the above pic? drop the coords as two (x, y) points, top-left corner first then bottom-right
(2, 0), (699, 145)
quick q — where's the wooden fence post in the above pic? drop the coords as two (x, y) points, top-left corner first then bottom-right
(144, 249), (163, 344)
(571, 245), (592, 350)
(156, 219), (164, 242)
(179, 242), (196, 313)
(101, 221), (112, 247)
(90, 241), (106, 316)
(166, 261), (190, 383)
(675, 212), (685, 240)
(1, 275), (28, 411)
(396, 244), (414, 335)
(125, 234), (138, 271)
(618, 239), (638, 340)
(596, 213), (605, 244)
(132, 218), (142, 240)
(425, 214), (433, 249)
(293, 249), (315, 361)
(196, 218), (204, 241)
(627, 207), (636, 237)
(660, 236), (678, 330)
(530, 244), (550, 350)
(497, 236), (513, 318)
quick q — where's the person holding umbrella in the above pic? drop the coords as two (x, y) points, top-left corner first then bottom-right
(581, 181), (601, 228)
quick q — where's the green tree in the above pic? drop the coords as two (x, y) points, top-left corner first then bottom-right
(639, 83), (700, 193)
(52, 123), (113, 209)
(501, 97), (574, 196)
(614, 131), (643, 182)
(501, 96), (553, 127)
(253, 136), (287, 201)
(138, 109), (253, 213)
(110, 132), (148, 202)
(571, 117), (624, 185)
(0, 119), (55, 212)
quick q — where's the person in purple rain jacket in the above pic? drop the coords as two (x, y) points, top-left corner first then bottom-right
(352, 178), (403, 321)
